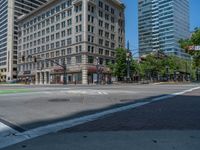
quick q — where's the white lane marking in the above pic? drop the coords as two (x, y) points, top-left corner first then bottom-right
(152, 86), (200, 102)
(97, 91), (108, 95)
(102, 91), (108, 95)
(97, 92), (102, 95)
(0, 86), (199, 149)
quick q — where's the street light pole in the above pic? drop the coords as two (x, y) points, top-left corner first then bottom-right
(166, 65), (169, 81)
(126, 41), (131, 82)
(197, 68), (200, 82)
(174, 70), (177, 82)
(126, 54), (130, 81)
(199, 68), (200, 82)
(63, 61), (67, 85)
(96, 57), (100, 84)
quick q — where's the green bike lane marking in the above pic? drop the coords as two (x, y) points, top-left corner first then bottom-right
(0, 89), (32, 95)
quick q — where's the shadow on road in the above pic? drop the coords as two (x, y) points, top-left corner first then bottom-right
(0, 91), (200, 136)
(64, 94), (200, 132)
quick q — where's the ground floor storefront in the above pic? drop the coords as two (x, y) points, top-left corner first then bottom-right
(0, 75), (6, 83)
(18, 66), (112, 85)
(0, 69), (7, 82)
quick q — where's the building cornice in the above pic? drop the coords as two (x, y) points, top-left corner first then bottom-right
(17, 0), (56, 22)
(18, 0), (125, 23)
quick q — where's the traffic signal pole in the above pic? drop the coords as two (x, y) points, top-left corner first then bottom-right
(45, 58), (67, 85)
(22, 55), (67, 85)
(96, 57), (100, 85)
(126, 41), (131, 81)
(63, 62), (67, 85)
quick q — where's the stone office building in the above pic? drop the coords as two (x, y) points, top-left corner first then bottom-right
(17, 0), (125, 84)
(0, 0), (48, 82)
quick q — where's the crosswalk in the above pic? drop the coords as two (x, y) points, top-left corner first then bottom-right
(49, 89), (136, 96)
(61, 90), (109, 95)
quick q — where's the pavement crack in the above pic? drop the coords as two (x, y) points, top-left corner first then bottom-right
(21, 145), (27, 148)
(152, 139), (158, 143)
(3, 132), (17, 137)
(190, 135), (200, 139)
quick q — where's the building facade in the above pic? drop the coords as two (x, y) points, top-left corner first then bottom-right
(17, 0), (125, 84)
(0, 0), (48, 82)
(138, 0), (190, 58)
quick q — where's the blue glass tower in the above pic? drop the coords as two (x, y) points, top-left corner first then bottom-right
(138, 0), (190, 59)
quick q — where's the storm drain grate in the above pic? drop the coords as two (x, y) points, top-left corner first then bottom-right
(120, 99), (133, 103)
(48, 99), (70, 102)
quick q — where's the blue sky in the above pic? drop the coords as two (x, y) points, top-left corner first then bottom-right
(122, 0), (200, 50)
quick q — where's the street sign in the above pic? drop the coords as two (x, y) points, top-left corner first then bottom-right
(23, 71), (31, 75)
(188, 46), (200, 51)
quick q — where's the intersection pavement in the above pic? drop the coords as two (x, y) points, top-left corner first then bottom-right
(0, 83), (200, 149)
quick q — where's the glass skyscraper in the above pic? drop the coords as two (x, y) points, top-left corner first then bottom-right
(138, 0), (190, 58)
(0, 0), (48, 82)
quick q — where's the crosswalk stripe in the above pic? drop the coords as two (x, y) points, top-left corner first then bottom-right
(60, 90), (109, 95)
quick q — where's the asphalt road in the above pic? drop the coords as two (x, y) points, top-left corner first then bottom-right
(0, 83), (198, 130)
(0, 83), (200, 150)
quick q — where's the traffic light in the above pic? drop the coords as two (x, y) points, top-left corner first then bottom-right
(22, 55), (25, 62)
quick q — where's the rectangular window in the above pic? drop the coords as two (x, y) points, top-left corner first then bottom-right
(67, 38), (72, 45)
(67, 57), (71, 64)
(67, 48), (72, 54)
(76, 55), (82, 63)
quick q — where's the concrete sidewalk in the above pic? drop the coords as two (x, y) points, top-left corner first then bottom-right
(3, 130), (200, 150)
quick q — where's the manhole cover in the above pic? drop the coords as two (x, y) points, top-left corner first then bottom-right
(48, 99), (70, 102)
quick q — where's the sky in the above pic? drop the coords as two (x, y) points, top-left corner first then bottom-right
(122, 0), (200, 50)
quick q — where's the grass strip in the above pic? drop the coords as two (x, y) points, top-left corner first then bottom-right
(0, 89), (31, 95)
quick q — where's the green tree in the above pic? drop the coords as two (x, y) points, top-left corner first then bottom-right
(130, 59), (140, 76)
(108, 48), (141, 81)
(139, 54), (163, 80)
(179, 27), (200, 68)
(108, 48), (194, 82)
(108, 48), (127, 81)
(139, 53), (193, 81)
